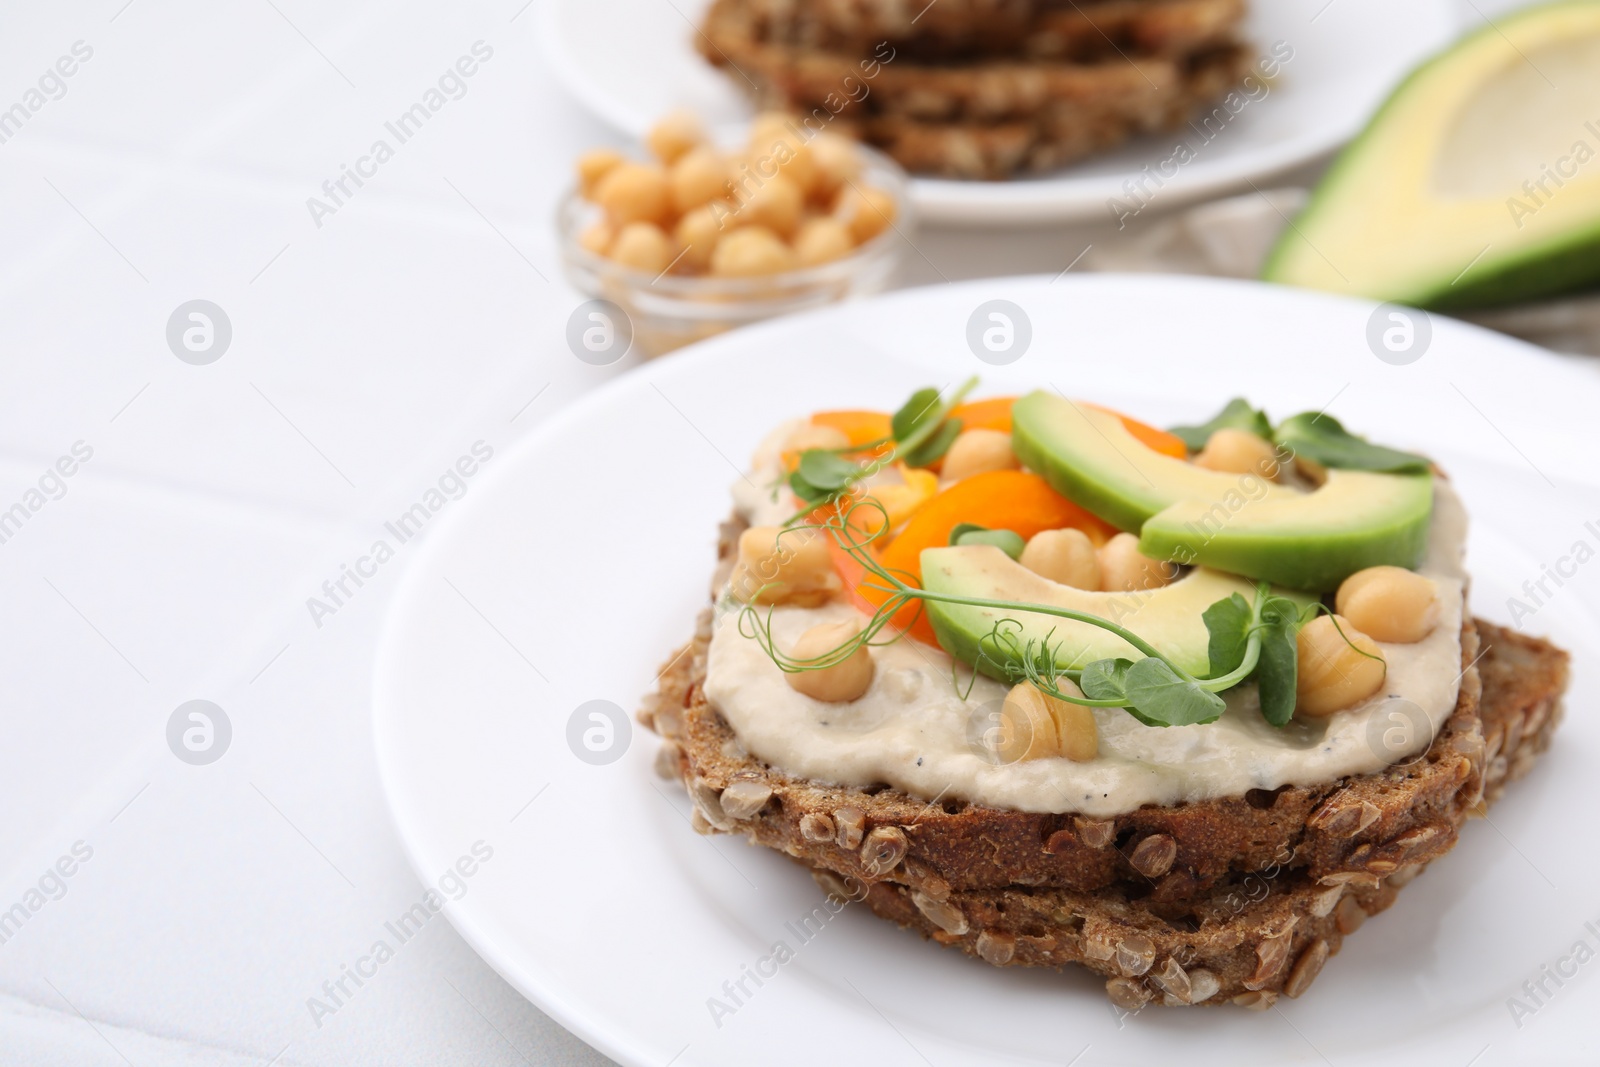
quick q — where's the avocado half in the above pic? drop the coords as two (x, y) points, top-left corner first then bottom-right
(1009, 393), (1433, 592)
(1262, 0), (1600, 310)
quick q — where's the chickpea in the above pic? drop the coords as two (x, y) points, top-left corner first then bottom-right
(793, 217), (856, 267)
(669, 146), (730, 214)
(941, 428), (1018, 482)
(749, 115), (818, 194)
(576, 149), (625, 198)
(674, 205), (722, 272)
(711, 226), (797, 277)
(739, 174), (804, 238)
(646, 109), (706, 165)
(594, 163), (671, 226)
(1193, 428), (1281, 479)
(1098, 533), (1174, 592)
(785, 621), (874, 702)
(995, 681), (1096, 763)
(578, 220), (614, 256)
(1296, 615), (1387, 717)
(1020, 528), (1100, 590)
(835, 185), (896, 243)
(608, 222), (674, 274)
(730, 525), (840, 606)
(995, 682), (1058, 763)
(1052, 690), (1099, 763)
(750, 112), (796, 148)
(784, 423), (850, 453)
(809, 132), (862, 200)
(1335, 566), (1439, 644)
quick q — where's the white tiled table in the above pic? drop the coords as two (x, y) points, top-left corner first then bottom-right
(0, 1), (1533, 1063)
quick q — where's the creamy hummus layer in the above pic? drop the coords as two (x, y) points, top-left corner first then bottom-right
(705, 445), (1469, 817)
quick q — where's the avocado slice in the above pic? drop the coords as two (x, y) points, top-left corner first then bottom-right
(1263, 1), (1600, 309)
(921, 545), (1311, 680)
(1010, 392), (1433, 591)
(1137, 471), (1433, 593)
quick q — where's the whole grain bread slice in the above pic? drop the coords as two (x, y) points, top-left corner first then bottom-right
(699, 0), (1248, 124)
(838, 620), (1564, 1007)
(644, 618), (1564, 1005)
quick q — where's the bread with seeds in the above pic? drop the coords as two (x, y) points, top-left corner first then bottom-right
(644, 615), (1564, 1004)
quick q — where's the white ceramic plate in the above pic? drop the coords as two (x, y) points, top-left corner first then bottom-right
(539, 0), (1459, 224)
(374, 276), (1599, 1066)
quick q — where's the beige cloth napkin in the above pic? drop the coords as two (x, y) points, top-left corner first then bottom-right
(1085, 188), (1600, 356)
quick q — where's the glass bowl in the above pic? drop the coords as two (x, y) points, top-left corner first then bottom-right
(557, 143), (912, 358)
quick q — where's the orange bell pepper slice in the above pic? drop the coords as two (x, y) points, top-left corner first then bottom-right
(848, 470), (1117, 645)
(811, 410), (893, 454)
(1083, 403), (1189, 459)
(948, 396), (1017, 433)
(949, 396), (1188, 459)
(781, 410), (895, 472)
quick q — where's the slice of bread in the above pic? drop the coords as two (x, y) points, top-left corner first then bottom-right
(823, 53), (1247, 179)
(830, 620), (1564, 1007)
(697, 0), (1252, 176)
(640, 521), (1567, 1004)
(724, 0), (1248, 63)
(701, 0), (1247, 123)
(645, 615), (1563, 1005)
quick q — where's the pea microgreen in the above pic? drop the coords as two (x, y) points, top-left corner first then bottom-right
(1272, 412), (1431, 474)
(1169, 398), (1272, 452)
(1172, 401), (1430, 475)
(952, 526), (1025, 559)
(781, 377), (978, 525)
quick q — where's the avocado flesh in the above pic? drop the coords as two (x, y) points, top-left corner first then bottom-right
(1010, 391), (1434, 592)
(921, 545), (1273, 679)
(1010, 392), (1297, 533)
(1138, 470), (1434, 592)
(1262, 2), (1600, 309)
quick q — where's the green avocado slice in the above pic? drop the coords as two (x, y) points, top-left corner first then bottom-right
(920, 545), (1315, 680)
(1010, 392), (1433, 591)
(1138, 470), (1434, 593)
(1262, 1), (1600, 310)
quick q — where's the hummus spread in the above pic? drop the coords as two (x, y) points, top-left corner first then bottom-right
(705, 427), (1468, 817)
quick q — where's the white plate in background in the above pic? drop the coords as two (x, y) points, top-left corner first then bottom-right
(540, 0), (1459, 224)
(374, 275), (1598, 1066)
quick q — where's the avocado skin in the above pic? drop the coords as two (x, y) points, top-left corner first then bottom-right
(1136, 477), (1434, 593)
(1423, 231), (1600, 311)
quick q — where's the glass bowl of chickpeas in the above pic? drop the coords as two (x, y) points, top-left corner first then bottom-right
(558, 111), (912, 357)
